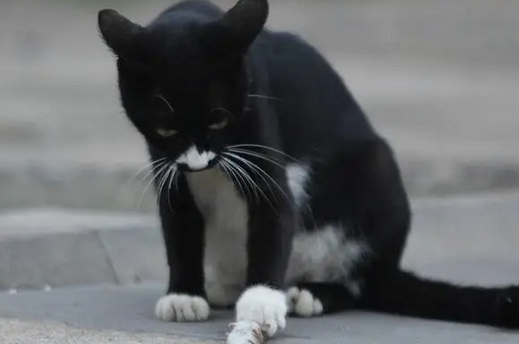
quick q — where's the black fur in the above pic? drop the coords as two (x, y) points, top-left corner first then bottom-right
(99, 0), (519, 329)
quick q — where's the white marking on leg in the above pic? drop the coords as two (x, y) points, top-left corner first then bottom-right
(286, 287), (323, 317)
(286, 163), (310, 208)
(235, 286), (287, 337)
(155, 294), (210, 322)
(287, 225), (368, 290)
(177, 146), (216, 170)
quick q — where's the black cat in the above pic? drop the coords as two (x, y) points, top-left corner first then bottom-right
(98, 0), (519, 337)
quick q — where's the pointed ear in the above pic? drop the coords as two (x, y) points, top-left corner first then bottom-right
(98, 9), (149, 63)
(222, 0), (269, 49)
(201, 0), (269, 57)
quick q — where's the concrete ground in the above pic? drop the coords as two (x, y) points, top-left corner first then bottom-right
(1, 192), (519, 291)
(0, 193), (518, 343)
(1, 283), (519, 344)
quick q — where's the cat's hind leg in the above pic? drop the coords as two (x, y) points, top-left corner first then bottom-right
(287, 282), (358, 317)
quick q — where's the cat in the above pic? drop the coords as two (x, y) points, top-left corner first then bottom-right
(98, 0), (519, 337)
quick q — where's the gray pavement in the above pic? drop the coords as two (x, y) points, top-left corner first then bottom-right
(1, 192), (519, 292)
(0, 192), (518, 344)
(0, 318), (217, 344)
(0, 0), (519, 211)
(1, 284), (519, 344)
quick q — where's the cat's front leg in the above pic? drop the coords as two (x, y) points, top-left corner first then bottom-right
(235, 199), (295, 337)
(154, 174), (209, 323)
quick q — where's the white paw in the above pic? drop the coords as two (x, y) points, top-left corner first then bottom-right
(286, 287), (323, 317)
(235, 286), (287, 337)
(155, 294), (210, 322)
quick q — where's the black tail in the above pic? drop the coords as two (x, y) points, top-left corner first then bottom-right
(359, 269), (519, 329)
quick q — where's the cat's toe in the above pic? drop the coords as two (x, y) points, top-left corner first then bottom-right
(236, 286), (287, 337)
(493, 287), (519, 329)
(287, 287), (323, 317)
(155, 294), (210, 322)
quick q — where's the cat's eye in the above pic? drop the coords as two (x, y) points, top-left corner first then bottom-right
(157, 127), (178, 138)
(208, 108), (231, 130)
(209, 117), (229, 130)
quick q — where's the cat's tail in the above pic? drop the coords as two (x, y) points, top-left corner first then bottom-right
(358, 268), (519, 328)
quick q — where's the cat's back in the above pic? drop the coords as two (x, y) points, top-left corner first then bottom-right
(250, 30), (377, 155)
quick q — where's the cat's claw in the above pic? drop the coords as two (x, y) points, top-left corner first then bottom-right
(155, 294), (210, 322)
(287, 287), (323, 317)
(235, 286), (287, 337)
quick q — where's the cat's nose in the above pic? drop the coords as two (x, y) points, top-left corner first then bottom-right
(176, 146), (217, 172)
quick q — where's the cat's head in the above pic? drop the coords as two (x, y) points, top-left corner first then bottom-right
(98, 0), (269, 172)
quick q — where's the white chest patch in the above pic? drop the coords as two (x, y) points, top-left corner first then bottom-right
(187, 168), (249, 307)
(187, 164), (367, 307)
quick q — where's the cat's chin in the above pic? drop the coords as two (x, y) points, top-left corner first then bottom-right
(177, 159), (220, 173)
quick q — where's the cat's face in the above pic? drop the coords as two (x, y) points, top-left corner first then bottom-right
(98, 0), (269, 172)
(116, 51), (249, 172)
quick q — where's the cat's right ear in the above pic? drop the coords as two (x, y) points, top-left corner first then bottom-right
(98, 9), (148, 64)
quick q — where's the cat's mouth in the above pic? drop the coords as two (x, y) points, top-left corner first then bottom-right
(175, 147), (219, 173)
(177, 155), (220, 173)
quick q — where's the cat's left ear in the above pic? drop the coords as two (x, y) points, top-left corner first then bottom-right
(201, 0), (269, 57)
(98, 9), (151, 65)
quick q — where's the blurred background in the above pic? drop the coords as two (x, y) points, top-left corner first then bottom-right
(0, 0), (518, 213)
(0, 0), (519, 330)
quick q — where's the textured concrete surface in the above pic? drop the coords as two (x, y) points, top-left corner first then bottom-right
(1, 283), (519, 344)
(0, 0), (518, 212)
(0, 318), (218, 344)
(0, 209), (162, 290)
(1, 192), (518, 292)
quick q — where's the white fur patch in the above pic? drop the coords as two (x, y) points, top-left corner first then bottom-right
(287, 225), (367, 295)
(155, 294), (210, 322)
(286, 163), (310, 208)
(187, 168), (249, 307)
(176, 146), (216, 170)
(186, 164), (367, 310)
(235, 286), (287, 337)
(286, 287), (323, 317)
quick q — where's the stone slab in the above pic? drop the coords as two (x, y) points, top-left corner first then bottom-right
(0, 192), (519, 291)
(0, 283), (518, 344)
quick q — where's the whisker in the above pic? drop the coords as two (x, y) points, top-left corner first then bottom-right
(167, 165), (179, 195)
(224, 152), (294, 210)
(226, 158), (255, 203)
(137, 159), (169, 186)
(219, 158), (250, 202)
(247, 94), (286, 102)
(156, 163), (171, 205)
(173, 169), (181, 194)
(164, 165), (176, 210)
(224, 152), (276, 198)
(227, 144), (300, 163)
(137, 162), (169, 209)
(126, 158), (167, 188)
(228, 148), (286, 169)
(223, 156), (264, 205)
